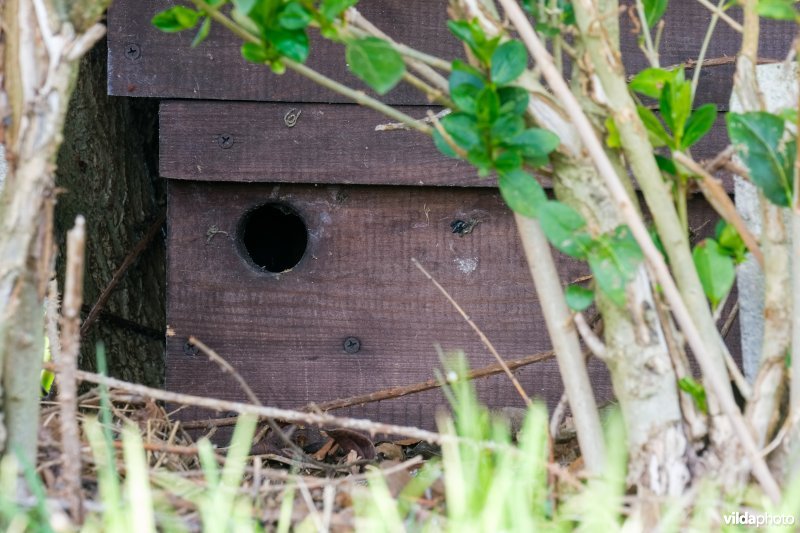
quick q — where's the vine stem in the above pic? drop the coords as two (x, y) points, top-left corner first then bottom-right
(192, 0), (433, 135)
(497, 0), (780, 503)
(690, 0), (725, 98)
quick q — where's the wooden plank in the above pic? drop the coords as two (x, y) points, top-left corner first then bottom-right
(165, 181), (736, 428)
(159, 99), (735, 189)
(108, 0), (793, 106)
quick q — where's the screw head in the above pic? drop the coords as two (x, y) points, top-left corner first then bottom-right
(183, 340), (199, 357)
(343, 336), (361, 354)
(124, 43), (141, 61)
(218, 133), (234, 149)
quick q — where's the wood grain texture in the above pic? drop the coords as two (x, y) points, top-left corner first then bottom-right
(159, 99), (736, 189)
(166, 181), (737, 427)
(109, 0), (793, 106)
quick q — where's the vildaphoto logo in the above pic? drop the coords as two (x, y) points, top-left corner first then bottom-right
(723, 511), (796, 528)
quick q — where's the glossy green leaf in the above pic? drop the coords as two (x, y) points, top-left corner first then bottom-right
(681, 104), (717, 148)
(588, 226), (643, 306)
(152, 6), (201, 32)
(538, 202), (593, 259)
(497, 86), (530, 116)
(660, 79), (692, 140)
(655, 154), (677, 175)
(447, 19), (497, 64)
(493, 149), (523, 173)
(565, 285), (595, 311)
(497, 169), (547, 218)
(476, 87), (500, 124)
(432, 113), (481, 158)
(467, 147), (494, 176)
(346, 37), (405, 94)
(629, 68), (675, 99)
(320, 0), (358, 20)
(490, 40), (528, 85)
(269, 27), (309, 63)
(277, 2), (312, 30)
(643, 0), (669, 26)
(191, 17), (212, 47)
(727, 111), (795, 207)
(715, 220), (748, 263)
(757, 0), (798, 20)
(240, 42), (271, 63)
(506, 128), (561, 159)
(450, 61), (485, 114)
(678, 377), (708, 413)
(636, 106), (671, 147)
(491, 115), (526, 143)
(692, 238), (735, 307)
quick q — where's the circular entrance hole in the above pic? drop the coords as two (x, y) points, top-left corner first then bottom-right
(238, 203), (308, 273)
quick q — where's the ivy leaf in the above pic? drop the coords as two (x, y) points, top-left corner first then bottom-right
(346, 37), (405, 95)
(490, 40), (527, 85)
(152, 6), (201, 32)
(681, 104), (717, 149)
(277, 2), (313, 30)
(506, 128), (561, 159)
(643, 0), (669, 26)
(320, 0), (358, 21)
(538, 202), (593, 259)
(727, 111), (795, 207)
(692, 238), (735, 308)
(269, 28), (309, 63)
(630, 67), (675, 99)
(636, 106), (671, 148)
(565, 285), (595, 311)
(587, 226), (643, 307)
(678, 377), (708, 414)
(191, 17), (212, 48)
(757, 0), (798, 20)
(497, 169), (547, 218)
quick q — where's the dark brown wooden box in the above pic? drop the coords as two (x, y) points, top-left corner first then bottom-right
(109, 0), (792, 427)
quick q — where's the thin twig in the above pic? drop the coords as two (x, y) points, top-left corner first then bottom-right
(549, 393), (569, 440)
(57, 216), (86, 523)
(375, 108), (451, 132)
(411, 258), (532, 406)
(573, 313), (607, 359)
(690, 0), (726, 98)
(693, 0), (743, 33)
(498, 0), (780, 502)
(674, 152), (764, 267)
(81, 212), (165, 337)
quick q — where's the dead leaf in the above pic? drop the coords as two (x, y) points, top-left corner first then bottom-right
(312, 437), (336, 462)
(393, 437), (421, 446)
(375, 442), (404, 462)
(326, 428), (376, 460)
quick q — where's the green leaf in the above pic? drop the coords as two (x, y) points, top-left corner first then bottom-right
(490, 40), (528, 85)
(475, 87), (500, 124)
(432, 113), (481, 158)
(715, 220), (748, 263)
(506, 128), (561, 159)
(277, 2), (312, 30)
(757, 0), (798, 20)
(655, 154), (678, 175)
(681, 104), (717, 149)
(345, 37), (405, 95)
(493, 149), (523, 173)
(241, 42), (271, 63)
(587, 226), (643, 306)
(491, 115), (526, 143)
(692, 238), (735, 307)
(320, 0), (358, 21)
(643, 0), (669, 27)
(636, 106), (671, 147)
(497, 169), (547, 218)
(268, 28), (309, 63)
(727, 111), (795, 207)
(538, 202), (593, 259)
(233, 0), (258, 15)
(678, 377), (708, 414)
(565, 285), (595, 311)
(777, 107), (798, 124)
(660, 79), (692, 141)
(447, 19), (497, 64)
(450, 61), (485, 114)
(497, 86), (530, 116)
(629, 68), (675, 99)
(152, 6), (201, 32)
(191, 17), (212, 48)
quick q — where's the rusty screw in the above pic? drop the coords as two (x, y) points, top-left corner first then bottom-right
(343, 336), (361, 354)
(183, 340), (199, 357)
(218, 133), (234, 149)
(124, 43), (141, 61)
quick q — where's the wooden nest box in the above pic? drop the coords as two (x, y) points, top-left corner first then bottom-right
(108, 0), (790, 428)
